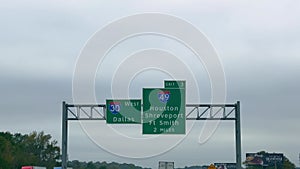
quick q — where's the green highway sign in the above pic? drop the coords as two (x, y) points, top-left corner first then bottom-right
(106, 99), (141, 124)
(142, 88), (186, 134)
(164, 80), (186, 89)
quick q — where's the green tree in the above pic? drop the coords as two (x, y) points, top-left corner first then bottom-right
(0, 131), (60, 169)
(87, 161), (97, 169)
(0, 135), (13, 169)
(23, 131), (60, 168)
(283, 156), (296, 169)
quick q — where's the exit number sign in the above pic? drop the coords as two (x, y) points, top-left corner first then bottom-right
(164, 80), (185, 89)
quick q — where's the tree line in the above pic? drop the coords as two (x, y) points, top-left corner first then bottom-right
(0, 131), (60, 169)
(67, 160), (151, 169)
(0, 131), (150, 169)
(0, 131), (297, 169)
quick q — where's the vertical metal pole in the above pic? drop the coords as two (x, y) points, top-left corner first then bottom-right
(235, 101), (242, 169)
(62, 101), (68, 169)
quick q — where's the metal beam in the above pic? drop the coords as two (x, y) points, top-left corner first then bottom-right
(186, 118), (236, 120)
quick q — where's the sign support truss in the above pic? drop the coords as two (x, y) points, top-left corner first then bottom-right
(62, 101), (241, 169)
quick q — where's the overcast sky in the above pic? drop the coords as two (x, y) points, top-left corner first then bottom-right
(1, 0), (300, 168)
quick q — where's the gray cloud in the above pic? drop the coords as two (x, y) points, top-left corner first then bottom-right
(0, 0), (300, 168)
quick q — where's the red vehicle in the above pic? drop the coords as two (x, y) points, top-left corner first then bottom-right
(21, 166), (46, 169)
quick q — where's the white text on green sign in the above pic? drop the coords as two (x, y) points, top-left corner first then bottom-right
(106, 99), (141, 124)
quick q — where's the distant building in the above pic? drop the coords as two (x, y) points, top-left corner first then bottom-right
(159, 161), (174, 169)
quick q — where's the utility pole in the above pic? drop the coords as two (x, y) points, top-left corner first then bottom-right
(62, 101), (68, 169)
